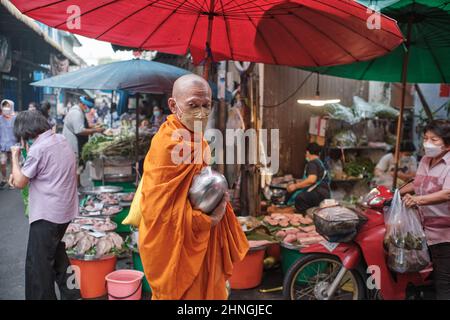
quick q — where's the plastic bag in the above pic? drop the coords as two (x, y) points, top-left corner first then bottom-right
(373, 103), (399, 119)
(325, 103), (360, 124)
(384, 190), (430, 273)
(122, 179), (143, 227)
(331, 130), (357, 147)
(353, 96), (376, 119)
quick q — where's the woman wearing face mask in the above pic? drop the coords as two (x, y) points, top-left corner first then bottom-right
(149, 105), (167, 134)
(401, 120), (450, 300)
(0, 99), (17, 189)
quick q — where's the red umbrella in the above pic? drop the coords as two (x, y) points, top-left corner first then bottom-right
(11, 0), (403, 77)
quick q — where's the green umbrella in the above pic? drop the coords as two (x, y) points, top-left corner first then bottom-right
(304, 0), (450, 83)
(302, 0), (450, 188)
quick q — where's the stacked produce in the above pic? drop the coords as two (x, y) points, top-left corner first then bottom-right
(343, 158), (375, 181)
(96, 193), (119, 205)
(323, 97), (399, 125)
(64, 231), (125, 258)
(81, 131), (152, 162)
(69, 217), (117, 233)
(262, 213), (325, 246)
(80, 195), (123, 217)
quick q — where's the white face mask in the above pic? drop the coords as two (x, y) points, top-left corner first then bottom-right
(174, 101), (209, 132)
(2, 108), (11, 116)
(423, 142), (444, 158)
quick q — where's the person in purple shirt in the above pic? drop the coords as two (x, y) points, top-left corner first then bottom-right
(9, 110), (80, 300)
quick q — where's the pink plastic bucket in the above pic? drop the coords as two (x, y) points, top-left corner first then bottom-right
(105, 270), (144, 300)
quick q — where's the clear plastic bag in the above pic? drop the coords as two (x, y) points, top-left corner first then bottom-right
(353, 96), (376, 119)
(331, 130), (357, 147)
(384, 190), (430, 273)
(325, 103), (360, 124)
(373, 103), (399, 119)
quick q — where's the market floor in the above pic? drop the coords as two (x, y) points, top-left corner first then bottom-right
(0, 188), (28, 300)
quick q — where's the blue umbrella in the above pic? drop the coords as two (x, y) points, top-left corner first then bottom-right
(32, 59), (232, 102)
(31, 59), (190, 94)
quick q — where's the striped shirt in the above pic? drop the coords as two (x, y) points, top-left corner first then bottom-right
(414, 151), (450, 246)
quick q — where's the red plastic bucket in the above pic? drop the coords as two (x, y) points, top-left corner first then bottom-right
(267, 243), (281, 262)
(229, 246), (266, 289)
(105, 269), (144, 300)
(70, 255), (117, 299)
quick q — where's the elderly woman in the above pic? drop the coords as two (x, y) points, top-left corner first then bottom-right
(9, 111), (80, 300)
(401, 120), (450, 300)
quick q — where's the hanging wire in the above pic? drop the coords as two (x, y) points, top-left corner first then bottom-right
(262, 72), (314, 108)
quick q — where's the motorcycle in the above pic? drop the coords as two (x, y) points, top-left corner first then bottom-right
(282, 186), (435, 300)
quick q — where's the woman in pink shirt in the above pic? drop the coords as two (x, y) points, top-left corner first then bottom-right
(402, 120), (450, 300)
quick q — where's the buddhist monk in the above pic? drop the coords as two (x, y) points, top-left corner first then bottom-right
(139, 74), (249, 300)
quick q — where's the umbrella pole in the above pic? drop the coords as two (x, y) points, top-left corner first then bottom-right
(393, 16), (413, 189)
(203, 0), (215, 80)
(110, 90), (114, 128)
(135, 94), (140, 183)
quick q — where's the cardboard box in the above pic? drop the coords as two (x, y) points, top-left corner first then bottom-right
(309, 116), (328, 137)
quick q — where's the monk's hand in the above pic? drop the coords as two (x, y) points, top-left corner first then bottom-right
(210, 192), (229, 227)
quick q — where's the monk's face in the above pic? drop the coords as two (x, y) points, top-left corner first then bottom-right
(169, 80), (212, 132)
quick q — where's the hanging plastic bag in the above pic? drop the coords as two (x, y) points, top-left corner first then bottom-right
(324, 103), (360, 124)
(353, 96), (376, 119)
(384, 190), (430, 273)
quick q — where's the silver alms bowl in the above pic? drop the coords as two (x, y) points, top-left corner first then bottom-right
(188, 166), (228, 214)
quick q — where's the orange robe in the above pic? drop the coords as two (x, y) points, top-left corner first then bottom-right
(139, 114), (249, 300)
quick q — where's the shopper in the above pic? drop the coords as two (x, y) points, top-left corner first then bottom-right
(402, 120), (450, 300)
(9, 110), (81, 300)
(149, 105), (167, 134)
(37, 101), (57, 132)
(374, 141), (417, 187)
(0, 99), (17, 189)
(62, 96), (103, 185)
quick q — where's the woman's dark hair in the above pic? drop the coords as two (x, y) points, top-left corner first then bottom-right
(37, 101), (51, 119)
(306, 142), (323, 156)
(14, 110), (51, 141)
(392, 141), (416, 154)
(424, 120), (450, 146)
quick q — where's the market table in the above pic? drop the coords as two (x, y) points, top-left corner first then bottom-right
(86, 180), (136, 233)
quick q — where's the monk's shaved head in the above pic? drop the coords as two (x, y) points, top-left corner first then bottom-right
(168, 74), (212, 132)
(172, 74), (211, 100)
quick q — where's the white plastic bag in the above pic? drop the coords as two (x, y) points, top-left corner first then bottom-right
(384, 190), (430, 273)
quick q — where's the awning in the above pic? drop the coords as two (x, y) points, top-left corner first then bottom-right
(1, 0), (81, 66)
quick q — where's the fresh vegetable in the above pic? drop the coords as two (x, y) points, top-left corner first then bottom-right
(343, 158), (375, 180)
(81, 131), (152, 162)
